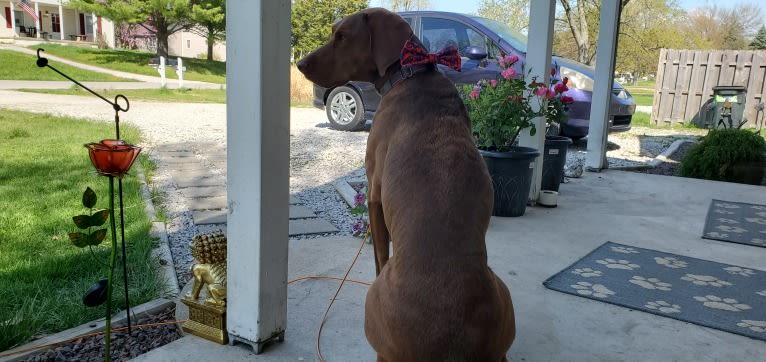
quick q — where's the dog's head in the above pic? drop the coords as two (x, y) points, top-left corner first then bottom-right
(297, 8), (413, 88)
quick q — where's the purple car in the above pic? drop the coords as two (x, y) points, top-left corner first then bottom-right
(311, 11), (635, 139)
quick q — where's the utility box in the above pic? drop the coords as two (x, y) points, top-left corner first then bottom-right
(709, 86), (747, 129)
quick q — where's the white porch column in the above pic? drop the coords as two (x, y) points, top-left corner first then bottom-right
(519, 0), (555, 201)
(226, 0), (290, 354)
(58, 4), (63, 40)
(91, 11), (96, 39)
(9, 1), (16, 37)
(33, 0), (39, 38)
(585, 0), (621, 170)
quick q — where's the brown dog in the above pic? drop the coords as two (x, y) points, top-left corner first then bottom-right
(298, 8), (515, 361)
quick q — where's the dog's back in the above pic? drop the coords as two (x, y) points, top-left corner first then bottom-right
(364, 70), (516, 361)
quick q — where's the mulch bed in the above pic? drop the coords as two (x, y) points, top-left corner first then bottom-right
(637, 140), (696, 176)
(20, 305), (182, 362)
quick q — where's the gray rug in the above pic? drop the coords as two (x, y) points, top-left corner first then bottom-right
(543, 242), (766, 341)
(703, 199), (766, 248)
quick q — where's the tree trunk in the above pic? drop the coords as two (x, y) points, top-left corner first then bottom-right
(154, 16), (170, 58)
(207, 25), (214, 61)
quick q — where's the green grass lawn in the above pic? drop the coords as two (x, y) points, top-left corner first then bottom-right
(21, 87), (227, 103)
(0, 50), (129, 82)
(0, 110), (164, 352)
(34, 44), (226, 84)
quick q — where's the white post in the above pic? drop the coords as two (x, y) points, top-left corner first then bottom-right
(519, 0), (556, 201)
(158, 56), (166, 87)
(91, 11), (97, 40)
(226, 0), (290, 354)
(9, 1), (16, 37)
(585, 1), (621, 171)
(175, 57), (184, 88)
(58, 4), (63, 41)
(33, 0), (39, 38)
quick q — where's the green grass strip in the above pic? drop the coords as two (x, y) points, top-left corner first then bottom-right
(0, 50), (129, 82)
(0, 109), (164, 352)
(34, 44), (226, 84)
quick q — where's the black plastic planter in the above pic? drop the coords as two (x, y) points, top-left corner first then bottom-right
(480, 146), (540, 217)
(541, 135), (573, 192)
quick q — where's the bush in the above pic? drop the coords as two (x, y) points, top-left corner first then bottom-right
(680, 128), (766, 183)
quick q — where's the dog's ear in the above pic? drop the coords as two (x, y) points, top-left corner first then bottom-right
(366, 9), (413, 77)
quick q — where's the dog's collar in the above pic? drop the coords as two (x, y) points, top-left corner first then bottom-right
(376, 63), (433, 96)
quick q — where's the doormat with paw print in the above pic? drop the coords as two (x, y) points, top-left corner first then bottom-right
(543, 242), (766, 341)
(703, 200), (766, 248)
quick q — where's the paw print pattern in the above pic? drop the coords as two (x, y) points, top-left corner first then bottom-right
(693, 295), (751, 312)
(680, 274), (732, 287)
(629, 276), (672, 291)
(716, 218), (739, 224)
(757, 290), (766, 297)
(737, 320), (766, 333)
(715, 203), (740, 209)
(654, 256), (688, 269)
(755, 211), (766, 217)
(751, 206), (766, 211)
(713, 209), (735, 215)
(645, 301), (681, 314)
(610, 246), (639, 254)
(745, 217), (766, 225)
(705, 231), (729, 239)
(723, 267), (755, 277)
(595, 258), (640, 270)
(570, 282), (615, 298)
(750, 238), (766, 246)
(715, 225), (747, 233)
(572, 268), (602, 278)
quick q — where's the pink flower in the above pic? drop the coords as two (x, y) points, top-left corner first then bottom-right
(534, 86), (548, 97)
(489, 79), (498, 87)
(353, 191), (365, 206)
(501, 67), (517, 80)
(560, 95), (574, 104)
(505, 55), (519, 65)
(554, 82), (569, 94)
(469, 87), (481, 100)
(546, 89), (556, 99)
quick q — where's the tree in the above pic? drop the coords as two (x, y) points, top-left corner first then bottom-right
(749, 26), (766, 49)
(476, 0), (530, 33)
(381, 0), (430, 11)
(68, 0), (193, 57)
(189, 0), (225, 61)
(557, 0), (632, 65)
(684, 3), (764, 49)
(291, 0), (368, 61)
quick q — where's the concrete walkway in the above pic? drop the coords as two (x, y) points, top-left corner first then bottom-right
(134, 171), (766, 361)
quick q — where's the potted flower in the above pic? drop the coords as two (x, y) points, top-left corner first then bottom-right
(462, 55), (573, 216)
(541, 67), (574, 193)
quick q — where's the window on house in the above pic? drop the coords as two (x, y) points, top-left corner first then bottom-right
(85, 14), (94, 34)
(51, 13), (60, 33)
(187, 39), (191, 48)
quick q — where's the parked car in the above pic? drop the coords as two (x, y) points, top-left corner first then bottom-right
(311, 11), (635, 139)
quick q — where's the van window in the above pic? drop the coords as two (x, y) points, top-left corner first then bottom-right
(421, 17), (487, 57)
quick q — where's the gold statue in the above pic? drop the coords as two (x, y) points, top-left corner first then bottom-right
(186, 229), (227, 306)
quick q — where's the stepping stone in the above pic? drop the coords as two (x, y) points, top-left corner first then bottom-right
(170, 169), (220, 179)
(180, 186), (226, 198)
(163, 157), (200, 165)
(289, 218), (338, 236)
(174, 177), (225, 188)
(166, 163), (206, 171)
(289, 205), (317, 219)
(289, 195), (301, 204)
(186, 196), (227, 210)
(193, 209), (226, 225)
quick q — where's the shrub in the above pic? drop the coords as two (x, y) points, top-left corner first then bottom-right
(680, 128), (766, 183)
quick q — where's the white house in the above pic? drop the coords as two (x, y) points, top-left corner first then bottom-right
(1, 0), (115, 47)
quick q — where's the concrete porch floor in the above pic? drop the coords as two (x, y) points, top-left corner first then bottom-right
(136, 170), (766, 361)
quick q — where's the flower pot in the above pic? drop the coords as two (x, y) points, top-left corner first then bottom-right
(480, 146), (540, 217)
(541, 135), (572, 192)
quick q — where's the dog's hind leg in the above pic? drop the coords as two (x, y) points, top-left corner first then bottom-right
(368, 201), (390, 275)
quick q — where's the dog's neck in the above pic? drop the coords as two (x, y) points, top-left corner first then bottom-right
(375, 62), (433, 96)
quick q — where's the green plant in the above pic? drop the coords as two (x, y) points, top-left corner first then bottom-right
(680, 128), (766, 182)
(462, 55), (572, 151)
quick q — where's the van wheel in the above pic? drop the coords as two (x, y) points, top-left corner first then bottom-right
(326, 86), (366, 131)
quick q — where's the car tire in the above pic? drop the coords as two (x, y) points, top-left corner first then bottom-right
(326, 86), (366, 131)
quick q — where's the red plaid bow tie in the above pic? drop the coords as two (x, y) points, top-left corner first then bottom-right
(400, 39), (461, 71)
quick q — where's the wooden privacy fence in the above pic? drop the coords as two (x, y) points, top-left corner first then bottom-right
(652, 49), (766, 127)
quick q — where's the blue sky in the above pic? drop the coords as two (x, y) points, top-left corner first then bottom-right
(368, 0), (766, 26)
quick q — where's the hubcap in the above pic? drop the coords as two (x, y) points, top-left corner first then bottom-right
(329, 92), (357, 126)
